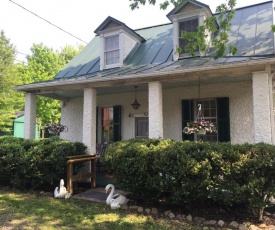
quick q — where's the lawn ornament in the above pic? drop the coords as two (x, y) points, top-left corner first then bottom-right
(54, 179), (71, 199)
(105, 184), (128, 209)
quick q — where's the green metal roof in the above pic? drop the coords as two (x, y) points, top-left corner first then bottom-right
(54, 1), (274, 80)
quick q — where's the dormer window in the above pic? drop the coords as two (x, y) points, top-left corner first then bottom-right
(105, 35), (120, 66)
(94, 16), (145, 71)
(166, 0), (218, 60)
(179, 18), (199, 54)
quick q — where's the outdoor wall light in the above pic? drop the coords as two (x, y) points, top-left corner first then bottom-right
(131, 86), (141, 110)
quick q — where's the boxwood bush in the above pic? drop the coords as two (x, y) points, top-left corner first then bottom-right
(0, 136), (87, 190)
(103, 139), (275, 221)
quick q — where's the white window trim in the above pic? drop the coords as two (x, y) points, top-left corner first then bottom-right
(130, 113), (148, 139)
(172, 9), (211, 60)
(99, 28), (124, 70)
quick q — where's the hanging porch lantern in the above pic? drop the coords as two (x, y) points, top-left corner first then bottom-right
(131, 86), (141, 110)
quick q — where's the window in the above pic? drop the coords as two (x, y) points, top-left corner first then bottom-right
(135, 117), (149, 138)
(102, 107), (113, 143)
(105, 35), (119, 65)
(179, 18), (199, 54)
(195, 99), (217, 142)
(182, 98), (230, 142)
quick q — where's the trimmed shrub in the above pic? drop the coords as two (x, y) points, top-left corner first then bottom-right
(0, 136), (87, 190)
(103, 139), (275, 220)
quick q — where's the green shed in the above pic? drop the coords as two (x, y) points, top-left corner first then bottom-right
(13, 115), (39, 139)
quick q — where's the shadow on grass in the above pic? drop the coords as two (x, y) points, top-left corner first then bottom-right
(0, 189), (197, 230)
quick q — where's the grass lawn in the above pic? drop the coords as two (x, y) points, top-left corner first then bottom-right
(0, 188), (201, 230)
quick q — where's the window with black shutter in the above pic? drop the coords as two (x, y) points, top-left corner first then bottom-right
(182, 98), (230, 142)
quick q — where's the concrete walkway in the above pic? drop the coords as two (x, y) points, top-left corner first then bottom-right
(71, 187), (127, 203)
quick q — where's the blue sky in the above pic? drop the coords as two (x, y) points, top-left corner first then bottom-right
(0, 0), (268, 62)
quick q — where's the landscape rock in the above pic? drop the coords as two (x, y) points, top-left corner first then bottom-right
(145, 208), (150, 214)
(129, 205), (139, 210)
(168, 212), (175, 219)
(151, 208), (158, 215)
(194, 216), (205, 224)
(186, 214), (192, 222)
(217, 220), (225, 227)
(229, 221), (239, 229)
(204, 220), (217, 226)
(120, 204), (128, 210)
(164, 210), (172, 216)
(176, 214), (183, 220)
(238, 224), (248, 230)
(137, 207), (143, 213)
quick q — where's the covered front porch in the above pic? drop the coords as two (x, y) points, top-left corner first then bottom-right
(19, 58), (275, 153)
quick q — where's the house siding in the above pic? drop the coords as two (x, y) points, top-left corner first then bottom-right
(60, 81), (253, 144)
(60, 97), (83, 142)
(122, 33), (137, 61)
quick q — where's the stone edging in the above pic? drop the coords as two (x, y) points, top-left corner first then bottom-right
(119, 205), (275, 230)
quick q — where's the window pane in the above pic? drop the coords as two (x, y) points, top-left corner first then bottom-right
(179, 18), (199, 53)
(105, 35), (120, 65)
(105, 50), (119, 65)
(135, 117), (149, 138)
(105, 35), (119, 51)
(195, 99), (217, 142)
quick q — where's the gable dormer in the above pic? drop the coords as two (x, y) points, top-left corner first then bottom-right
(94, 16), (145, 70)
(166, 0), (218, 60)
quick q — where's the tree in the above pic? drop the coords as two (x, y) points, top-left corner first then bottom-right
(129, 0), (237, 59)
(19, 44), (82, 127)
(0, 30), (24, 132)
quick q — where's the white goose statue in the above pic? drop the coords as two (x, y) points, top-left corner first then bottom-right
(54, 179), (71, 199)
(105, 184), (128, 209)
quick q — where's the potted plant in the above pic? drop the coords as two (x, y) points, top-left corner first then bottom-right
(44, 123), (68, 134)
(183, 120), (216, 135)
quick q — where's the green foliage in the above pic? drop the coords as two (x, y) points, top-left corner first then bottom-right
(103, 139), (275, 220)
(0, 136), (87, 190)
(18, 44), (83, 126)
(0, 31), (24, 132)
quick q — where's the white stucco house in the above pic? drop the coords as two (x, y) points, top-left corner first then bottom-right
(15, 0), (275, 153)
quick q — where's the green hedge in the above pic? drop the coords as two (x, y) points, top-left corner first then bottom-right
(103, 139), (275, 221)
(0, 136), (87, 190)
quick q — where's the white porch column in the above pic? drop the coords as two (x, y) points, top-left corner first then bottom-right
(24, 93), (37, 139)
(252, 71), (273, 144)
(148, 81), (163, 138)
(82, 88), (97, 154)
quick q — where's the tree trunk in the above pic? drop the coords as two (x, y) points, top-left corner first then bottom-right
(258, 208), (264, 222)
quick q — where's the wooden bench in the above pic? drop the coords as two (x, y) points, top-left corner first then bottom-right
(66, 154), (99, 194)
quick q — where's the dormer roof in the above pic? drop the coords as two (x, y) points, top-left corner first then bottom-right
(166, 0), (216, 25)
(94, 16), (145, 42)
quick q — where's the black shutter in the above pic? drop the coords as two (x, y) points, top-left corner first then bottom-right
(182, 100), (194, 141)
(113, 105), (121, 142)
(217, 97), (230, 142)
